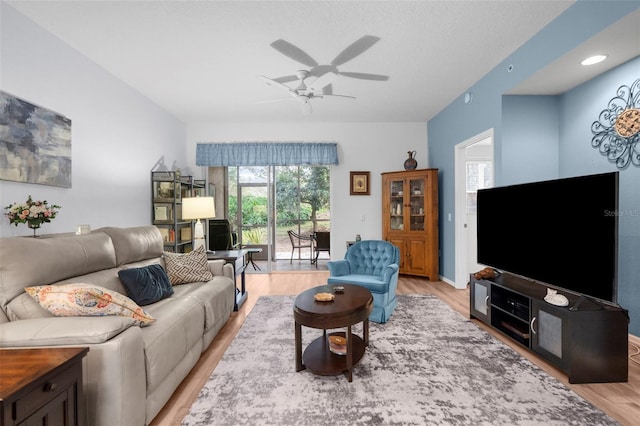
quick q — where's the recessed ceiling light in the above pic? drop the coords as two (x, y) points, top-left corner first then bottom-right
(581, 55), (607, 66)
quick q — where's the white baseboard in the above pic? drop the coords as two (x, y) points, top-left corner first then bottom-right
(440, 275), (462, 288)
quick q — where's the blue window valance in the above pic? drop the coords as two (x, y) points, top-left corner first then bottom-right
(195, 142), (339, 166)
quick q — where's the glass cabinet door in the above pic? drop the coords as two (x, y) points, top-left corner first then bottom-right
(389, 178), (405, 231)
(409, 177), (426, 231)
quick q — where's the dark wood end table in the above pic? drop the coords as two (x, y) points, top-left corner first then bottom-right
(293, 284), (373, 382)
(208, 249), (248, 310)
(0, 347), (89, 426)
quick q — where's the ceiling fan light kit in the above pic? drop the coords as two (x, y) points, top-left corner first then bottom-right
(258, 35), (389, 114)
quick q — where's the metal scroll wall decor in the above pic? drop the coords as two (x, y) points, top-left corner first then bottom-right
(591, 77), (640, 169)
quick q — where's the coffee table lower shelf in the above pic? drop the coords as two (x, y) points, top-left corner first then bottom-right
(302, 332), (366, 377)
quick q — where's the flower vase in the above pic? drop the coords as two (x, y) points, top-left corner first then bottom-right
(28, 222), (41, 238)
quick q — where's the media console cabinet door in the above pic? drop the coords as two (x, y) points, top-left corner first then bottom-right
(470, 278), (490, 323)
(531, 300), (568, 370)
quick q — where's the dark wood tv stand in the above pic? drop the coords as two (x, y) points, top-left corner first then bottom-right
(470, 272), (628, 384)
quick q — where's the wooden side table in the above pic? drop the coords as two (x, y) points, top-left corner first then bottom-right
(294, 284), (373, 382)
(0, 347), (89, 426)
(207, 249), (249, 310)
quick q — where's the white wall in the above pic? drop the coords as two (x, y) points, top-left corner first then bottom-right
(187, 122), (428, 259)
(0, 4), (187, 237)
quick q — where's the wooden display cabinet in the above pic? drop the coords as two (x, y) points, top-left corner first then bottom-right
(381, 169), (438, 279)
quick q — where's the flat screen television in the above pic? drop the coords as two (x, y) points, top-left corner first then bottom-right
(476, 171), (619, 305)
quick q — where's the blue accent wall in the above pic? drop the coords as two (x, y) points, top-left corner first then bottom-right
(559, 56), (640, 324)
(428, 1), (640, 334)
(502, 95), (560, 184)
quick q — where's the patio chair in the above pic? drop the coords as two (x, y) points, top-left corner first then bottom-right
(287, 230), (313, 264)
(312, 231), (330, 267)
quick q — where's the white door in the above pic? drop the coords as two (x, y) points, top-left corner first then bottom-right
(465, 157), (493, 275)
(454, 130), (494, 289)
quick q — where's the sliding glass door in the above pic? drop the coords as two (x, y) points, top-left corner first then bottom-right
(228, 167), (273, 272)
(223, 165), (330, 271)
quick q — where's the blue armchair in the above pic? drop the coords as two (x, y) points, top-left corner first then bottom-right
(327, 240), (400, 323)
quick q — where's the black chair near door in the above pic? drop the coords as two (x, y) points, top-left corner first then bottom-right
(312, 231), (330, 267)
(209, 219), (238, 251)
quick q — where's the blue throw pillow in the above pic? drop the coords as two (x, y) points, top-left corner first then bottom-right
(118, 264), (174, 306)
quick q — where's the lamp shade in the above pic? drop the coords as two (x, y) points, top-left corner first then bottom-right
(182, 197), (216, 220)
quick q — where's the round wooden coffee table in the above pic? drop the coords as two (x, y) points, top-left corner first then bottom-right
(294, 284), (373, 382)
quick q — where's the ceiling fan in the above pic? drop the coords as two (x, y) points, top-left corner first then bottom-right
(257, 70), (355, 115)
(269, 35), (390, 93)
(257, 35), (389, 114)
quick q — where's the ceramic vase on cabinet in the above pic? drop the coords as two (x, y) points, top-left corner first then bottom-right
(404, 151), (417, 170)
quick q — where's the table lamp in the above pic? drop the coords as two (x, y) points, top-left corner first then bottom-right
(182, 197), (216, 252)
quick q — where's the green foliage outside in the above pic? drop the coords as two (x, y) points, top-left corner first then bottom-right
(242, 227), (266, 245)
(276, 166), (329, 226)
(229, 166), (329, 227)
(227, 166), (330, 246)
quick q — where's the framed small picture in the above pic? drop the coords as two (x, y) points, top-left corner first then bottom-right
(350, 171), (370, 196)
(180, 226), (192, 242)
(154, 181), (174, 200)
(154, 204), (173, 222)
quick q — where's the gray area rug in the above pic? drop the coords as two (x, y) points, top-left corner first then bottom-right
(183, 295), (618, 425)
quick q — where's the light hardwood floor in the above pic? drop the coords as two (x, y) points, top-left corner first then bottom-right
(150, 273), (640, 426)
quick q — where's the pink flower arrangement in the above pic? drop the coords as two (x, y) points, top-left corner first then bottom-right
(4, 195), (61, 230)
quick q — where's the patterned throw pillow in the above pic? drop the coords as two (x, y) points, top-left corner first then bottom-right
(25, 283), (155, 327)
(118, 264), (174, 306)
(163, 245), (213, 285)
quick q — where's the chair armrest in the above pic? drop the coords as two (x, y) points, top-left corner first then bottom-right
(327, 260), (351, 276)
(207, 259), (226, 276)
(383, 264), (400, 283)
(207, 259), (234, 280)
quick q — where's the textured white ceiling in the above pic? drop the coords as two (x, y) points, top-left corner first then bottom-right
(5, 1), (593, 123)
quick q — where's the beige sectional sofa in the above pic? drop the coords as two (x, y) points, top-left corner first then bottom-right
(0, 226), (236, 426)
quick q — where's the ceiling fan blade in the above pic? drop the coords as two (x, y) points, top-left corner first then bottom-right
(331, 35), (381, 66)
(322, 84), (334, 95)
(321, 94), (356, 100)
(273, 75), (299, 84)
(307, 72), (337, 93)
(257, 75), (295, 93)
(338, 71), (389, 81)
(270, 39), (318, 67)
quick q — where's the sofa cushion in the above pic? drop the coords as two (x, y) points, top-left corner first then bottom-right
(118, 264), (174, 306)
(327, 274), (388, 293)
(142, 295), (204, 393)
(98, 226), (164, 266)
(25, 283), (156, 326)
(0, 316), (137, 347)
(171, 277), (235, 335)
(163, 246), (213, 285)
(0, 232), (116, 309)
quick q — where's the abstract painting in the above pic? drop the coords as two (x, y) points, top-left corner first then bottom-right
(0, 91), (72, 187)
